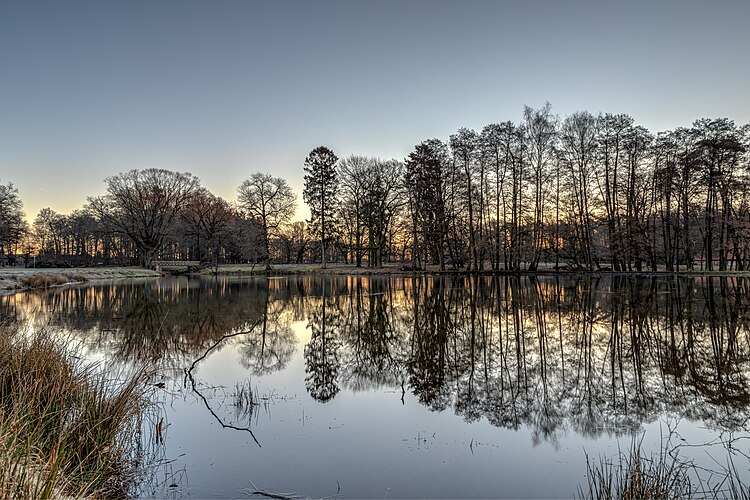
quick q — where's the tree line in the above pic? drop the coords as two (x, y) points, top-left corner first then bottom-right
(1, 104), (748, 270)
(305, 106), (750, 272)
(0, 170), (302, 269)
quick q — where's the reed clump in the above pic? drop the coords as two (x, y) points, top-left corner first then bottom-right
(0, 329), (147, 498)
(578, 436), (750, 499)
(579, 440), (693, 499)
(19, 273), (88, 289)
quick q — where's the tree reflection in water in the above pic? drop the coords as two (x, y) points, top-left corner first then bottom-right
(5, 274), (750, 441)
(304, 279), (341, 402)
(303, 275), (750, 440)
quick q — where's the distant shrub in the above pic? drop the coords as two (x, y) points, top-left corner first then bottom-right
(19, 273), (88, 289)
(20, 274), (68, 288)
(64, 273), (89, 283)
(33, 259), (72, 268)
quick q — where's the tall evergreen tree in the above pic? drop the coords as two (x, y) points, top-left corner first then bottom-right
(405, 139), (449, 270)
(303, 146), (339, 268)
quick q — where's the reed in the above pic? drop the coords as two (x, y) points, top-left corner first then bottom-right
(578, 436), (750, 499)
(579, 439), (693, 499)
(0, 329), (147, 498)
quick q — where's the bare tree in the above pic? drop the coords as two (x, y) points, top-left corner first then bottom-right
(559, 111), (598, 269)
(33, 207), (65, 257)
(88, 169), (200, 267)
(450, 128), (479, 270)
(0, 181), (26, 263)
(523, 103), (558, 270)
(181, 189), (236, 272)
(338, 156), (370, 267)
(238, 173), (297, 269)
(362, 159), (405, 267)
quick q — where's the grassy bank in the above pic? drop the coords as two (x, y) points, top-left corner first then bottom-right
(0, 329), (149, 498)
(0, 267), (160, 294)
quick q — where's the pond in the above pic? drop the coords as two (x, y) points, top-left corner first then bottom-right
(3, 275), (750, 498)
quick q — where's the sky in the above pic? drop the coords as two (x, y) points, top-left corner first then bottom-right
(1, 0), (749, 222)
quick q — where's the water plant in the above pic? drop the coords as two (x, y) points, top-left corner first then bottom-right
(578, 434), (750, 499)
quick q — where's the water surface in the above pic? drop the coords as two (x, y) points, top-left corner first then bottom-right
(3, 275), (750, 498)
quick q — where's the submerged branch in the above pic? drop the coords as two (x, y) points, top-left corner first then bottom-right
(185, 319), (264, 447)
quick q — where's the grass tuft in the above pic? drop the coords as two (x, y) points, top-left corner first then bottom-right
(0, 329), (148, 498)
(578, 439), (694, 500)
(233, 380), (257, 423)
(19, 273), (89, 289)
(578, 433), (750, 499)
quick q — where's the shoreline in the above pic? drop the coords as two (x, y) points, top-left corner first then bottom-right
(203, 263), (750, 278)
(2, 264), (749, 295)
(0, 267), (161, 295)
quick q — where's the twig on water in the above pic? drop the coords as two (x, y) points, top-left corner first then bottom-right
(246, 480), (300, 499)
(244, 480), (341, 500)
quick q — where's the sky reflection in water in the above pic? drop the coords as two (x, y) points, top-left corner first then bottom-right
(3, 275), (750, 498)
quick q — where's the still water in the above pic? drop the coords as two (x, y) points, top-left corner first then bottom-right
(3, 275), (750, 498)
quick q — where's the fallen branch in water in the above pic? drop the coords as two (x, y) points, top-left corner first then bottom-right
(185, 319), (264, 447)
(244, 480), (341, 500)
(187, 319), (264, 375)
(245, 480), (301, 499)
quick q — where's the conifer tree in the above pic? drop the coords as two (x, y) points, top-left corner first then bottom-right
(303, 146), (339, 268)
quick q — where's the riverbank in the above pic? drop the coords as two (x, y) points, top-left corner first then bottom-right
(2, 264), (748, 296)
(203, 262), (750, 278)
(0, 267), (160, 295)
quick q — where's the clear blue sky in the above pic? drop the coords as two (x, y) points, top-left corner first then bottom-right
(1, 0), (749, 221)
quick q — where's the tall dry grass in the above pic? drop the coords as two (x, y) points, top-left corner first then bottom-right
(19, 273), (88, 289)
(0, 329), (149, 498)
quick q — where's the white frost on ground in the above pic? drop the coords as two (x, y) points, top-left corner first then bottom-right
(0, 267), (160, 294)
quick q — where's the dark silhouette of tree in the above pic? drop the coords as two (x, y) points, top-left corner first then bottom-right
(404, 139), (450, 270)
(33, 207), (64, 258)
(276, 220), (310, 264)
(559, 111), (598, 270)
(180, 189), (235, 272)
(450, 128), (480, 270)
(523, 103), (558, 270)
(88, 169), (201, 267)
(362, 159), (404, 268)
(338, 156), (370, 267)
(693, 118), (745, 271)
(303, 147), (339, 269)
(238, 173), (296, 269)
(0, 180), (25, 262)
